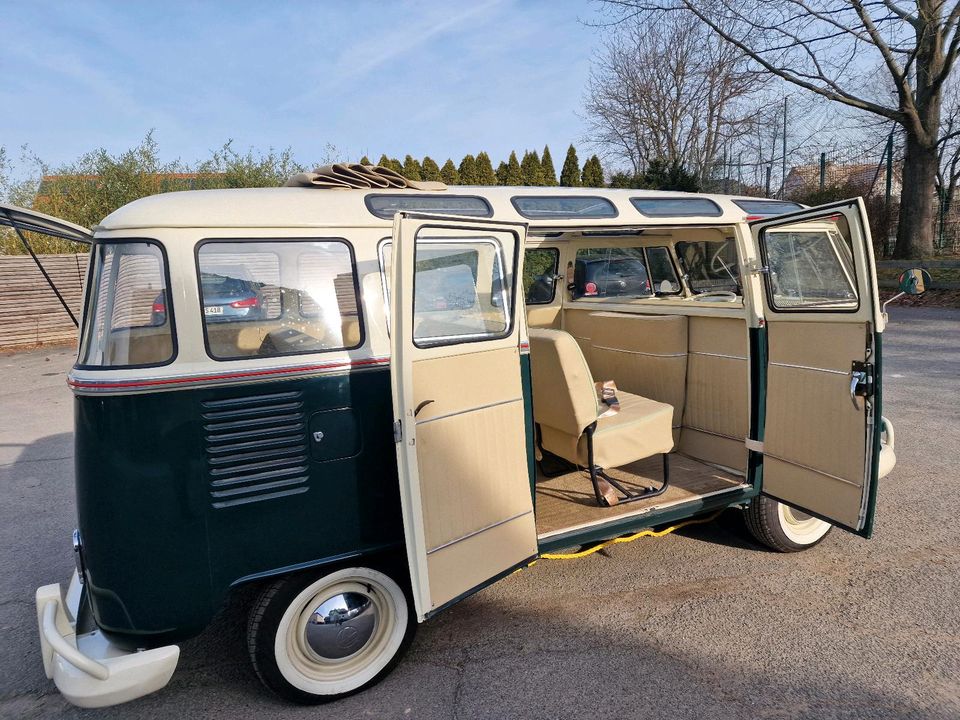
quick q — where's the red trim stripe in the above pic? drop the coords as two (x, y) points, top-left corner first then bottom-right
(68, 357), (389, 391)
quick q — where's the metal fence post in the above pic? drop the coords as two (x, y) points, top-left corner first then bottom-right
(819, 152), (826, 190)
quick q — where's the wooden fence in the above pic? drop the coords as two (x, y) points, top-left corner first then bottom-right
(0, 253), (87, 349)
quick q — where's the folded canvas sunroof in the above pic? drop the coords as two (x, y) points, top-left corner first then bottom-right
(511, 196), (618, 219)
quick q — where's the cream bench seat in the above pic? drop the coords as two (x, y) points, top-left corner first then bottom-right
(528, 328), (674, 507)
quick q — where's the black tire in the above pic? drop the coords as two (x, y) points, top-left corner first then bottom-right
(247, 566), (416, 705)
(743, 495), (833, 552)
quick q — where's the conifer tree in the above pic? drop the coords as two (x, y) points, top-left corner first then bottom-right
(360, 155), (371, 166)
(475, 152), (497, 185)
(521, 150), (544, 186)
(402, 155), (422, 181)
(377, 153), (391, 168)
(388, 157), (403, 173)
(440, 158), (460, 185)
(458, 154), (478, 185)
(505, 151), (523, 185)
(421, 156), (441, 182)
(540, 145), (558, 186)
(560, 145), (581, 187)
(495, 161), (509, 185)
(581, 155), (605, 187)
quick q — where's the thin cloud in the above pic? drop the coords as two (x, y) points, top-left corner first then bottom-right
(278, 0), (507, 111)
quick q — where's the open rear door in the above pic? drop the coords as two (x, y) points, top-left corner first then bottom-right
(751, 199), (883, 536)
(389, 212), (536, 620)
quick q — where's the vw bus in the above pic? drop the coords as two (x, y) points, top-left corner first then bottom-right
(2, 171), (913, 707)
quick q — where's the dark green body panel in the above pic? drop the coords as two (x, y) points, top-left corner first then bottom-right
(860, 330), (883, 538)
(74, 367), (405, 648)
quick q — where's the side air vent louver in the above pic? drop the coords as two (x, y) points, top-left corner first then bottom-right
(202, 390), (309, 509)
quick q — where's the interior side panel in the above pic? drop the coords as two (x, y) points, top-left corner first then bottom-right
(588, 312), (688, 444)
(677, 316), (749, 472)
(560, 308), (596, 365)
(411, 346), (537, 608)
(526, 304), (562, 329)
(763, 321), (868, 526)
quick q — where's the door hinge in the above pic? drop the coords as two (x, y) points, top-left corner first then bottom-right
(745, 259), (770, 274)
(393, 420), (402, 444)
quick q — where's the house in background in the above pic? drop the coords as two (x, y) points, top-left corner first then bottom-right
(782, 162), (902, 199)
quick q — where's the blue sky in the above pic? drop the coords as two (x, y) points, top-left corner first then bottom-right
(1, 1), (603, 171)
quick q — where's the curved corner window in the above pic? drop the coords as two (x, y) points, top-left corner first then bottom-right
(511, 196), (617, 219)
(197, 239), (362, 360)
(78, 241), (175, 368)
(734, 199), (804, 216)
(631, 197), (722, 217)
(365, 194), (492, 220)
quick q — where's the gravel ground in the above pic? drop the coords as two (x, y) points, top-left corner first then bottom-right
(1, 306), (958, 720)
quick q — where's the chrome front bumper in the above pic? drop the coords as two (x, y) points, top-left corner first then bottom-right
(35, 571), (180, 708)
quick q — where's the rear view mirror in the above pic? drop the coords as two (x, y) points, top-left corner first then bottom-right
(883, 267), (933, 319)
(898, 268), (931, 295)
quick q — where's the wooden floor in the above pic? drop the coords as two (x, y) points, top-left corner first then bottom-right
(535, 453), (747, 537)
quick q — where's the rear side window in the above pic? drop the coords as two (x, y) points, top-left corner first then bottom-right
(675, 239), (741, 295)
(573, 247), (651, 299)
(523, 248), (560, 304)
(78, 241), (175, 368)
(197, 239), (362, 360)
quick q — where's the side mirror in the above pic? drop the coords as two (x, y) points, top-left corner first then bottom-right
(882, 267), (932, 320)
(898, 268), (931, 295)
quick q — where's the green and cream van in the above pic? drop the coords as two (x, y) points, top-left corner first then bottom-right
(3, 168), (914, 707)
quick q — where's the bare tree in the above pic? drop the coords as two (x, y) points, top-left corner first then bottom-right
(605, 0), (960, 258)
(583, 13), (765, 182)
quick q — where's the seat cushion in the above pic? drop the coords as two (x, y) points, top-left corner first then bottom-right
(540, 390), (674, 469)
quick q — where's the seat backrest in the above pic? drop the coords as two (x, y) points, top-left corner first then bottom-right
(529, 328), (599, 436)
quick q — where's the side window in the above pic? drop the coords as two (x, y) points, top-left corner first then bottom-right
(407, 238), (512, 346)
(523, 248), (560, 305)
(675, 239), (741, 294)
(644, 246), (681, 294)
(573, 247), (651, 299)
(78, 241), (174, 368)
(197, 240), (362, 360)
(761, 220), (858, 310)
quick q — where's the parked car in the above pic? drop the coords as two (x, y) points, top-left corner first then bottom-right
(151, 269), (264, 325)
(573, 255), (651, 298)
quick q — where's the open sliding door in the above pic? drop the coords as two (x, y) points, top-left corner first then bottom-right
(751, 199), (883, 536)
(389, 212), (536, 620)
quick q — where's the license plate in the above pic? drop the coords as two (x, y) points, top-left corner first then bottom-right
(204, 306), (224, 316)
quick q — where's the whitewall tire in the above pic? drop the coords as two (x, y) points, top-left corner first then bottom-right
(744, 496), (832, 552)
(247, 566), (415, 704)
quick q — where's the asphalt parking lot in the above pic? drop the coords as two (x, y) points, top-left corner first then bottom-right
(1, 306), (958, 720)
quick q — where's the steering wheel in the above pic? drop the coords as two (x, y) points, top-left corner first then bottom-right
(709, 246), (734, 274)
(692, 290), (739, 302)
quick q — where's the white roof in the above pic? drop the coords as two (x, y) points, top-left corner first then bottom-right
(96, 185), (777, 233)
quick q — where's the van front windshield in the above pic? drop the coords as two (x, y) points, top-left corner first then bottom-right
(78, 241), (175, 368)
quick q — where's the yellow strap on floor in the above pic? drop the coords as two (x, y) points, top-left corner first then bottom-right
(525, 510), (723, 565)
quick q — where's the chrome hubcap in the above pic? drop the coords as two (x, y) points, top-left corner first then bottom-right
(304, 591), (378, 661)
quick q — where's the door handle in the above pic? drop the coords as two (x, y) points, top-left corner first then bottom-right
(850, 371), (866, 410)
(414, 399), (435, 417)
